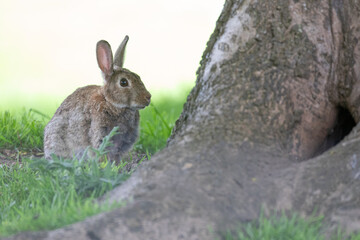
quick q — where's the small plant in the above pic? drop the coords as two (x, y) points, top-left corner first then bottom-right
(30, 127), (130, 197)
(0, 127), (128, 237)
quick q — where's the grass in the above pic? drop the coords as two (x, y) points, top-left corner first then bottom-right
(0, 109), (47, 150)
(0, 128), (128, 236)
(0, 89), (189, 237)
(0, 90), (187, 154)
(221, 212), (360, 240)
(136, 95), (186, 154)
(1, 87), (360, 238)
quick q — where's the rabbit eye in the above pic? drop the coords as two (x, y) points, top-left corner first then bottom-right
(120, 78), (128, 87)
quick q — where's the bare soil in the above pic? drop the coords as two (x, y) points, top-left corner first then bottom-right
(0, 148), (148, 173)
(0, 148), (43, 166)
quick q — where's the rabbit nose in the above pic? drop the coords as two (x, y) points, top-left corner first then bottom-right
(146, 94), (151, 102)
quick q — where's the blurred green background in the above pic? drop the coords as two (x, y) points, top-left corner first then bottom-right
(0, 0), (224, 113)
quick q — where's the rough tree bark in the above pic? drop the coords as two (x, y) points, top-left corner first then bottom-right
(8, 0), (360, 239)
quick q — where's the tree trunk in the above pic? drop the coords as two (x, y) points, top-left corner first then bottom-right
(8, 0), (360, 239)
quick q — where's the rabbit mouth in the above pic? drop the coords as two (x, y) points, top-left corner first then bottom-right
(130, 99), (151, 109)
(130, 104), (148, 110)
(109, 102), (148, 110)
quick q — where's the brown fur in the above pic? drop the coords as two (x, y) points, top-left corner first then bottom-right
(44, 37), (151, 160)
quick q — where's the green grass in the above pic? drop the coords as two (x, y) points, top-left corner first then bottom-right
(0, 128), (128, 236)
(136, 95), (186, 154)
(0, 89), (188, 153)
(221, 212), (360, 240)
(2, 87), (360, 239)
(0, 89), (189, 237)
(0, 109), (47, 150)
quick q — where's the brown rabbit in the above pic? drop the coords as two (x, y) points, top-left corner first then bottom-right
(44, 36), (151, 160)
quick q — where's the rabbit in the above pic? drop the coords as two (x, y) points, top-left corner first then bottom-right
(44, 36), (151, 161)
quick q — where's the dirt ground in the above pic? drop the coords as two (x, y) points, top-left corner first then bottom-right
(0, 148), (44, 166)
(0, 148), (148, 173)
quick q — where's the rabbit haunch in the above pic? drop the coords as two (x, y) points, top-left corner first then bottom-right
(44, 36), (151, 160)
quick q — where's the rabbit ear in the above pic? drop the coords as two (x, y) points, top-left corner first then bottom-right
(96, 40), (113, 78)
(113, 35), (129, 69)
